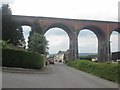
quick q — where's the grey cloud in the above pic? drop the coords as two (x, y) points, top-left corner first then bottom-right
(78, 30), (97, 38)
(1, 0), (15, 4)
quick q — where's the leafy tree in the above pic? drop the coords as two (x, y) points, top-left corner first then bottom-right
(29, 19), (43, 36)
(0, 40), (13, 49)
(28, 19), (48, 55)
(28, 33), (48, 54)
(16, 26), (26, 48)
(2, 4), (25, 47)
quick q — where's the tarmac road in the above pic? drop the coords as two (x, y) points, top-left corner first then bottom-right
(2, 63), (119, 88)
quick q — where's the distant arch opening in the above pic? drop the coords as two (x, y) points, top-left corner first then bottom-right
(21, 25), (32, 49)
(78, 29), (98, 61)
(44, 27), (69, 54)
(110, 31), (120, 61)
(110, 31), (119, 52)
(78, 25), (107, 62)
(44, 28), (69, 62)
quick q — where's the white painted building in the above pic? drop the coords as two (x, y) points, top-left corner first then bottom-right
(54, 51), (65, 62)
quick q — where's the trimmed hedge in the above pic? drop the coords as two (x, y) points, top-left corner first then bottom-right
(2, 48), (44, 69)
(66, 60), (119, 83)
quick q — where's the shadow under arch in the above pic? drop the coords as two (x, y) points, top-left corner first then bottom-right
(78, 25), (108, 62)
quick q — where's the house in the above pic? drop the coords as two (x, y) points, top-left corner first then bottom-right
(54, 50), (70, 63)
(54, 51), (65, 63)
(63, 50), (69, 62)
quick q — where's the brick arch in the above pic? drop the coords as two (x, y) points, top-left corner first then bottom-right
(78, 25), (108, 62)
(18, 21), (32, 26)
(43, 22), (73, 38)
(16, 21), (32, 36)
(43, 22), (80, 61)
(78, 25), (107, 40)
(109, 27), (120, 36)
(115, 27), (120, 33)
(12, 15), (119, 62)
(109, 27), (120, 40)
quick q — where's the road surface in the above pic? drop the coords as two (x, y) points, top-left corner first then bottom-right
(2, 63), (118, 88)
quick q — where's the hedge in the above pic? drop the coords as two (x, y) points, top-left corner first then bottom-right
(79, 55), (97, 60)
(2, 48), (44, 69)
(66, 60), (119, 83)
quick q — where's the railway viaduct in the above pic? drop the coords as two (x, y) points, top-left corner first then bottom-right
(12, 15), (120, 62)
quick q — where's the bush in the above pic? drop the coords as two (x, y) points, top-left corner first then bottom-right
(66, 60), (119, 83)
(0, 40), (13, 49)
(2, 48), (44, 69)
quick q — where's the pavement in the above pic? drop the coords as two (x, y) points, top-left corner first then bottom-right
(2, 64), (54, 74)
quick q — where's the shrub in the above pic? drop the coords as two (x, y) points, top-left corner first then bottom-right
(66, 60), (119, 83)
(2, 48), (44, 69)
(0, 40), (13, 49)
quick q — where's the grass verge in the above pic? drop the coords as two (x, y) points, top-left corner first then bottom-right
(66, 60), (119, 83)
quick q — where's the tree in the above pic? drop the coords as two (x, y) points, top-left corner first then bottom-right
(29, 19), (43, 36)
(28, 33), (48, 54)
(0, 40), (13, 49)
(2, 4), (25, 47)
(28, 19), (48, 55)
(16, 26), (26, 48)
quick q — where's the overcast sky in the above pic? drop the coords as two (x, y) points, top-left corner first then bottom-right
(1, 0), (119, 54)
